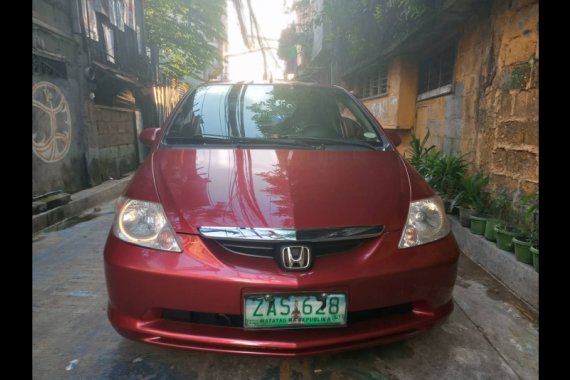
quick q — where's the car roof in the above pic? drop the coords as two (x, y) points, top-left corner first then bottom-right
(202, 80), (347, 92)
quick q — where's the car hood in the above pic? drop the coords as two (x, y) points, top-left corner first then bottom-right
(153, 148), (411, 234)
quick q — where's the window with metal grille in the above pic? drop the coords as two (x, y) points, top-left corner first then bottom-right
(32, 54), (67, 79)
(359, 67), (388, 99)
(418, 45), (456, 96)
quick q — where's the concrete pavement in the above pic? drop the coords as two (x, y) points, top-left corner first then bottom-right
(32, 200), (538, 380)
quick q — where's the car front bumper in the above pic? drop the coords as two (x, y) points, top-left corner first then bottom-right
(104, 231), (459, 356)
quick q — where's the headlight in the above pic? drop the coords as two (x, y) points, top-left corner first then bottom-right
(112, 196), (182, 252)
(398, 196), (450, 248)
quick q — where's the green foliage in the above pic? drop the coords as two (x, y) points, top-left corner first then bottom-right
(421, 149), (443, 188)
(427, 152), (468, 199)
(145, 0), (226, 80)
(491, 188), (512, 222)
(452, 173), (490, 212)
(405, 130), (467, 200)
(515, 192), (539, 242)
(406, 130), (435, 174)
(507, 63), (531, 90)
(320, 0), (432, 66)
(246, 87), (300, 137)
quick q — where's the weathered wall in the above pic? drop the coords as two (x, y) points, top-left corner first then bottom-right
(413, 0), (538, 196)
(93, 106), (138, 181)
(477, 0), (538, 196)
(362, 61), (399, 128)
(32, 0), (89, 196)
(33, 0), (158, 197)
(362, 57), (417, 154)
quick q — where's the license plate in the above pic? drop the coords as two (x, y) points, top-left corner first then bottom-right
(243, 293), (347, 329)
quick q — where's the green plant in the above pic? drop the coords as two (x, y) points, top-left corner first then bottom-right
(516, 192), (539, 244)
(451, 172), (490, 212)
(420, 150), (443, 188)
(145, 0), (227, 79)
(492, 188), (512, 222)
(406, 129), (436, 175)
(429, 153), (468, 199)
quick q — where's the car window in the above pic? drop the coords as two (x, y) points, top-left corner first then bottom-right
(168, 85), (233, 138)
(164, 84), (384, 148)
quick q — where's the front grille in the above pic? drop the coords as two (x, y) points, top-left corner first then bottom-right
(161, 303), (413, 328)
(217, 239), (362, 258)
(162, 310), (243, 327)
(348, 303), (413, 323)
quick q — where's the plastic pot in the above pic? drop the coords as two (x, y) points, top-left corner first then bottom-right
(494, 225), (521, 252)
(484, 218), (499, 242)
(513, 237), (532, 264)
(530, 246), (539, 272)
(469, 215), (488, 235)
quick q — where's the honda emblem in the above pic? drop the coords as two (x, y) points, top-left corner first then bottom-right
(280, 245), (312, 271)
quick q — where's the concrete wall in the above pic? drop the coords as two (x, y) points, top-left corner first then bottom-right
(362, 61), (399, 129)
(361, 57), (418, 154)
(415, 82), (464, 155)
(358, 0), (538, 196)
(476, 0), (539, 196)
(32, 0), (159, 197)
(415, 0), (538, 196)
(32, 0), (89, 196)
(93, 106), (138, 181)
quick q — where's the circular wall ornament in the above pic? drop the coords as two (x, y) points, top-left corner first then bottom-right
(32, 81), (72, 163)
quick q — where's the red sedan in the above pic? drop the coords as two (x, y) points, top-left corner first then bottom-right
(104, 82), (459, 356)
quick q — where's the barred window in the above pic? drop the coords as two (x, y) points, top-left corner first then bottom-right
(418, 45), (456, 96)
(359, 67), (388, 99)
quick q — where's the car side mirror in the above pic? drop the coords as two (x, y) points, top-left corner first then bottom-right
(384, 129), (401, 147)
(139, 128), (161, 146)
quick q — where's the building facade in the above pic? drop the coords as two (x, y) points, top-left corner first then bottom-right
(294, 0), (538, 196)
(32, 0), (188, 199)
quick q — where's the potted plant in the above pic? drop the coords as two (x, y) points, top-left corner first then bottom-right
(469, 193), (493, 236)
(511, 192), (538, 264)
(452, 172), (490, 228)
(530, 241), (539, 272)
(514, 191), (538, 270)
(484, 188), (511, 242)
(494, 196), (522, 252)
(530, 220), (539, 272)
(529, 193), (538, 272)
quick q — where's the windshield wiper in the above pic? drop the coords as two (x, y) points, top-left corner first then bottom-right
(280, 136), (382, 151)
(164, 135), (315, 149)
(235, 137), (315, 148)
(164, 135), (234, 145)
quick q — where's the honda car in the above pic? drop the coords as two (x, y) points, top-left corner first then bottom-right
(104, 82), (459, 356)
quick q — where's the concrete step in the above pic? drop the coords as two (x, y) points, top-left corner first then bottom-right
(449, 216), (538, 310)
(32, 192), (71, 214)
(32, 174), (133, 234)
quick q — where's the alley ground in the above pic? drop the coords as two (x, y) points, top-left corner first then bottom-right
(32, 200), (538, 380)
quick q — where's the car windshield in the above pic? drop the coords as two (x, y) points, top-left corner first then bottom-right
(163, 84), (386, 150)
